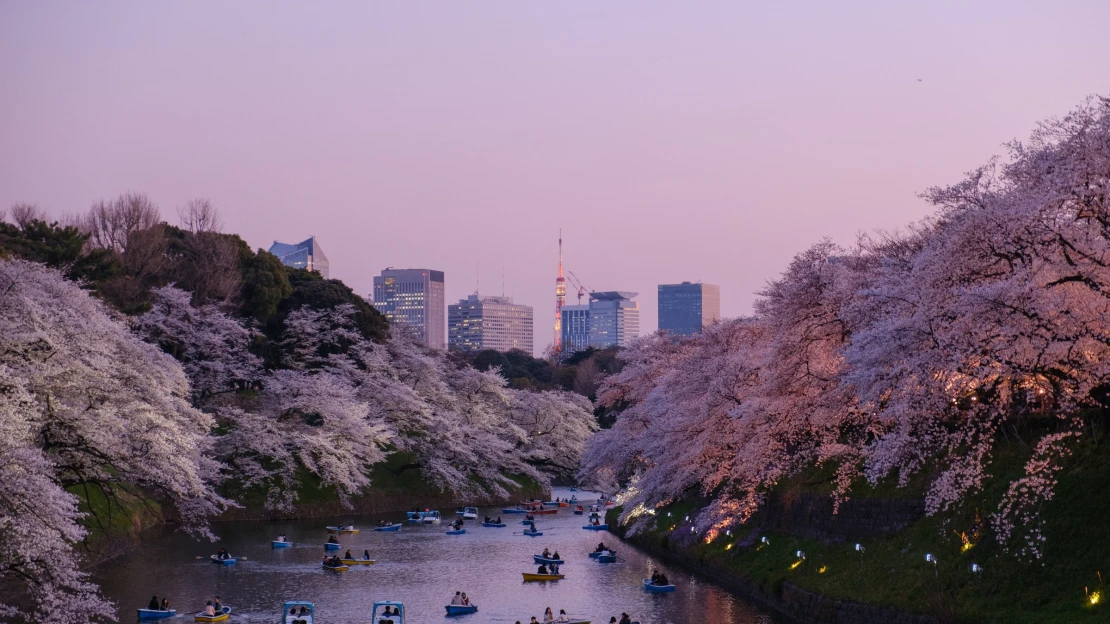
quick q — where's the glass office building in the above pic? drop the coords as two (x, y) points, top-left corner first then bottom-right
(268, 236), (330, 278)
(587, 291), (639, 349)
(372, 268), (446, 349)
(448, 294), (534, 354)
(560, 304), (591, 355)
(658, 282), (720, 335)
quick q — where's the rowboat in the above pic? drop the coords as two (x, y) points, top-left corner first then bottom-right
(322, 562), (349, 572)
(573, 509), (584, 515)
(522, 530), (543, 537)
(325, 526), (358, 534)
(521, 520), (534, 525)
(598, 553), (617, 563)
(569, 488), (578, 492)
(533, 555), (565, 564)
(531, 509), (557, 515)
(558, 502), (570, 507)
(339, 558), (376, 565)
(643, 579), (676, 592)
(522, 572), (564, 581)
(444, 604), (479, 615)
(324, 542), (340, 550)
(194, 606), (231, 622)
(444, 528), (466, 535)
(589, 549), (615, 558)
(502, 507), (527, 514)
(482, 522), (506, 527)
(210, 555), (236, 564)
(375, 524), (401, 532)
(543, 501), (560, 506)
(272, 540), (292, 548)
(583, 524), (609, 530)
(137, 608), (176, 619)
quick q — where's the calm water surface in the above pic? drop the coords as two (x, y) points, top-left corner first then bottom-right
(96, 489), (773, 624)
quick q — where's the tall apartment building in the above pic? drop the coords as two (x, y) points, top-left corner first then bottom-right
(448, 294), (534, 354)
(560, 304), (590, 355)
(268, 236), (329, 278)
(372, 268), (446, 349)
(658, 282), (721, 335)
(587, 291), (640, 349)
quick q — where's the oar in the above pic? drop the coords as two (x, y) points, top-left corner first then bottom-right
(194, 555), (247, 560)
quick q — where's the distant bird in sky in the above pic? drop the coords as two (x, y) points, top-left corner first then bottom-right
(917, 78), (923, 82)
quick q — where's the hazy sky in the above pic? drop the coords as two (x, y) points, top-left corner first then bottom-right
(3, 2), (1109, 354)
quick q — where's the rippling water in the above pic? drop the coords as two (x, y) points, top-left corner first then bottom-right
(95, 489), (773, 624)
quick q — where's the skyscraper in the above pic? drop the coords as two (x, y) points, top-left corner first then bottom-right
(588, 291), (639, 349)
(372, 268), (446, 348)
(658, 282), (721, 335)
(560, 304), (590, 355)
(268, 236), (329, 278)
(448, 294), (534, 354)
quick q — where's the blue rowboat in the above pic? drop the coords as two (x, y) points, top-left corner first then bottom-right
(643, 579), (676, 593)
(521, 520), (534, 525)
(324, 543), (340, 550)
(569, 488), (578, 492)
(502, 508), (526, 514)
(137, 608), (176, 619)
(445, 528), (467, 535)
(573, 510), (584, 515)
(533, 555), (565, 564)
(589, 549), (615, 558)
(374, 524), (401, 532)
(598, 554), (617, 563)
(583, 524), (609, 530)
(523, 530), (543, 537)
(210, 556), (236, 564)
(445, 604), (478, 615)
(272, 540), (292, 548)
(482, 522), (506, 528)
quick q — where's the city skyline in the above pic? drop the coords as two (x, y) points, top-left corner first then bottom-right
(3, 2), (1109, 354)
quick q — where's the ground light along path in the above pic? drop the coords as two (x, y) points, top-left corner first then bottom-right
(94, 490), (772, 623)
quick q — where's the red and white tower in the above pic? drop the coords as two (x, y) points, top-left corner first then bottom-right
(554, 228), (566, 349)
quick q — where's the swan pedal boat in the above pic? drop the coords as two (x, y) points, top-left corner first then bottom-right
(322, 562), (349, 572)
(272, 540), (292, 548)
(643, 579), (676, 592)
(445, 528), (467, 535)
(137, 608), (176, 619)
(194, 606), (232, 622)
(533, 554), (565, 564)
(375, 524), (401, 531)
(444, 604), (478, 615)
(325, 526), (359, 534)
(482, 521), (506, 527)
(339, 558), (376, 565)
(582, 524), (609, 530)
(522, 572), (565, 581)
(210, 555), (236, 564)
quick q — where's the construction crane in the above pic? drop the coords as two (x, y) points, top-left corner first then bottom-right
(567, 271), (593, 305)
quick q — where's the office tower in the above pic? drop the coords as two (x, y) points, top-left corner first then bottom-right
(658, 282), (721, 335)
(448, 294), (534, 354)
(560, 304), (590, 355)
(588, 291), (639, 349)
(372, 268), (446, 348)
(268, 236), (329, 278)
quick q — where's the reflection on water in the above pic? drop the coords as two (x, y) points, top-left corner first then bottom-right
(95, 489), (773, 624)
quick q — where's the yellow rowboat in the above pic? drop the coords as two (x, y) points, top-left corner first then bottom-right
(522, 573), (565, 581)
(325, 526), (359, 534)
(194, 606), (231, 622)
(322, 563), (349, 572)
(339, 559), (376, 565)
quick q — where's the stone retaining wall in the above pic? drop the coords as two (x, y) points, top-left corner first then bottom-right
(759, 492), (926, 542)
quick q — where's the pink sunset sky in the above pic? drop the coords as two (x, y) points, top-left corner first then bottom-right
(3, 1), (1109, 354)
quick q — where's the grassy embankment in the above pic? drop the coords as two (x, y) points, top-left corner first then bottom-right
(615, 434), (1110, 624)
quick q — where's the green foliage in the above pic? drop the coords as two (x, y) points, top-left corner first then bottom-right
(0, 219), (120, 286)
(631, 436), (1110, 624)
(266, 268), (388, 344)
(239, 248), (292, 321)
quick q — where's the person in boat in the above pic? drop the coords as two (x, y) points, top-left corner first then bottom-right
(363, 549), (372, 560)
(592, 518), (601, 526)
(544, 607), (555, 623)
(342, 549), (352, 559)
(542, 547), (551, 558)
(537, 563), (549, 574)
(557, 609), (570, 623)
(651, 571), (660, 584)
(527, 521), (537, 532)
(203, 601), (216, 616)
(327, 534), (339, 544)
(451, 591), (464, 605)
(619, 614), (633, 624)
(495, 516), (501, 523)
(657, 572), (670, 585)
(552, 550), (560, 559)
(213, 596), (222, 612)
(461, 592), (470, 606)
(530, 618), (540, 624)
(484, 515), (491, 523)
(148, 596), (159, 610)
(596, 542), (606, 552)
(550, 563), (560, 574)
(160, 598), (170, 611)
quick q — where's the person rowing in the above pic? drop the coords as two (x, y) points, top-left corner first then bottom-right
(451, 591), (464, 605)
(344, 549), (353, 559)
(495, 516), (501, 523)
(542, 548), (552, 558)
(527, 520), (537, 532)
(213, 597), (223, 612)
(363, 549), (371, 560)
(202, 601), (216, 616)
(148, 596), (159, 610)
(327, 534), (339, 544)
(485, 515), (492, 523)
(595, 542), (607, 552)
(537, 563), (549, 574)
